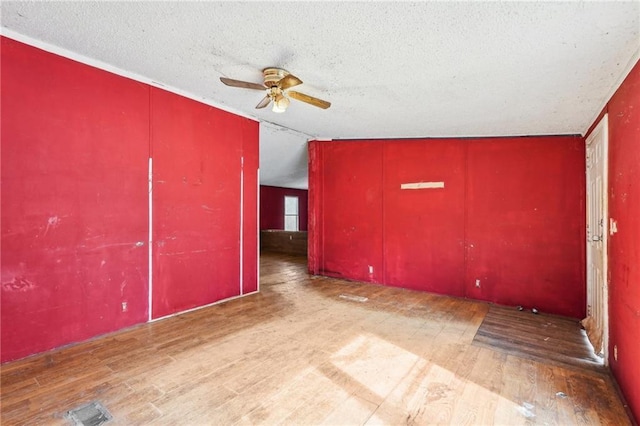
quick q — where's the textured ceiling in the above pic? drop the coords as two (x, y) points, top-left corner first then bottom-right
(2, 2), (639, 189)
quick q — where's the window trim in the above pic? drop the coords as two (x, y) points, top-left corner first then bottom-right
(284, 195), (299, 231)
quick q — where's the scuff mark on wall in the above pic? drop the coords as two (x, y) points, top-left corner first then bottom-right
(82, 242), (145, 251)
(2, 276), (36, 292)
(42, 215), (60, 236)
(160, 249), (209, 256)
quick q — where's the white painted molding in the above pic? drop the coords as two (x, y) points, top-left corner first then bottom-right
(147, 157), (153, 322)
(240, 157), (244, 296)
(257, 169), (261, 293)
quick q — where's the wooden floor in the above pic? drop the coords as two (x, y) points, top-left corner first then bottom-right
(0, 252), (631, 425)
(473, 305), (605, 373)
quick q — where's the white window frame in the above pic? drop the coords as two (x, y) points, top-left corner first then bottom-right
(284, 196), (299, 231)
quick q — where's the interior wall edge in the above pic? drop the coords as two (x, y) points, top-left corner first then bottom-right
(582, 52), (640, 137)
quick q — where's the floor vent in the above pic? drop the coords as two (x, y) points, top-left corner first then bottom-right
(66, 401), (112, 426)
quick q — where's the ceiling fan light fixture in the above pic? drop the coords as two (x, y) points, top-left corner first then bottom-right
(221, 67), (331, 112)
(272, 102), (287, 113)
(272, 94), (290, 113)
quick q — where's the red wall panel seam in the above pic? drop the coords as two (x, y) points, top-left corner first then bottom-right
(463, 141), (469, 298)
(381, 143), (386, 283)
(240, 155), (244, 295)
(321, 145), (325, 274)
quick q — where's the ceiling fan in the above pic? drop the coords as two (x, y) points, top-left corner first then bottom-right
(220, 68), (331, 113)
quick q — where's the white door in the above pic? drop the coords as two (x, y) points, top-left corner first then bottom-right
(585, 114), (608, 360)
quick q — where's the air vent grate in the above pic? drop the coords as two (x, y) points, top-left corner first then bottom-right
(66, 401), (112, 426)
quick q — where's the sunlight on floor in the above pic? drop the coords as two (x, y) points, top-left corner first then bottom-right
(325, 332), (524, 424)
(331, 333), (420, 399)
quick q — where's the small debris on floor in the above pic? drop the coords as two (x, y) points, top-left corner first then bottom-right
(532, 308), (539, 314)
(339, 294), (368, 303)
(517, 305), (524, 311)
(518, 402), (536, 418)
(556, 391), (568, 398)
(544, 337), (550, 341)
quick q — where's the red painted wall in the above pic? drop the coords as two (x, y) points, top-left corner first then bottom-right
(242, 123), (260, 295)
(309, 136), (586, 318)
(315, 142), (384, 283)
(1, 37), (149, 362)
(260, 185), (308, 231)
(384, 140), (466, 295)
(0, 37), (259, 362)
(151, 89), (258, 318)
(599, 60), (640, 421)
(465, 138), (586, 318)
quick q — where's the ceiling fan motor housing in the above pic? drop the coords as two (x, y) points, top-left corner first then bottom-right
(263, 68), (289, 88)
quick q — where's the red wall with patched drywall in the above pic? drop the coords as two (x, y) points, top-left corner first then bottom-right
(383, 140), (467, 295)
(0, 37), (259, 362)
(309, 136), (586, 318)
(599, 60), (640, 422)
(260, 186), (309, 231)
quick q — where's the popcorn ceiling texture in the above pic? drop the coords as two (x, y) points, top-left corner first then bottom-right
(1, 1), (639, 188)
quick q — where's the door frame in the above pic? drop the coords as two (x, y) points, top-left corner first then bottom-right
(585, 113), (609, 363)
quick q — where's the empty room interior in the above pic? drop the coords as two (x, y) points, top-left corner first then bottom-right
(1, 2), (639, 425)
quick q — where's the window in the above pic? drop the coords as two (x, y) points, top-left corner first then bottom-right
(284, 196), (299, 231)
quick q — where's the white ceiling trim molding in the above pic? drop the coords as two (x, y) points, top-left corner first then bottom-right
(0, 28), (259, 124)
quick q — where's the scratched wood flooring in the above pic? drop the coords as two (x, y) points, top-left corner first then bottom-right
(473, 305), (605, 374)
(0, 252), (631, 425)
